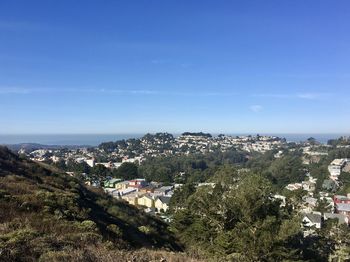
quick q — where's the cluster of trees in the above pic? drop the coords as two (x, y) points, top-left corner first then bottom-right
(245, 150), (305, 189)
(170, 167), (303, 261)
(170, 166), (350, 261)
(181, 132), (212, 137)
(52, 146), (248, 186)
(139, 149), (247, 183)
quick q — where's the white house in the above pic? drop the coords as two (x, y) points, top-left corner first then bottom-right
(328, 159), (350, 180)
(85, 159), (95, 167)
(302, 213), (322, 229)
(155, 196), (171, 212)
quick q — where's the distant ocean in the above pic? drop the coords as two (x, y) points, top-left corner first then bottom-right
(0, 133), (348, 146)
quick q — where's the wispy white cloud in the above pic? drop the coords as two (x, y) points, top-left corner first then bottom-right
(254, 93), (291, 99)
(250, 105), (263, 113)
(0, 87), (334, 101)
(296, 93), (331, 100)
(0, 87), (237, 97)
(254, 92), (333, 100)
(0, 87), (38, 94)
(0, 87), (156, 95)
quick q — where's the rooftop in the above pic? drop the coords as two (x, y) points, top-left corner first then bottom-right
(336, 203), (350, 212)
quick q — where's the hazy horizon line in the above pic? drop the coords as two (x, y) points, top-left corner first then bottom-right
(0, 132), (349, 136)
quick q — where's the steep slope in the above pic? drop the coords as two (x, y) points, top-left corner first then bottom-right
(0, 146), (186, 261)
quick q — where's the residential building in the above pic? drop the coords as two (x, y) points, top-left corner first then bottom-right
(328, 159), (350, 180)
(302, 213), (322, 229)
(335, 203), (350, 217)
(155, 196), (171, 212)
(138, 194), (154, 208)
(334, 195), (350, 205)
(129, 179), (148, 189)
(154, 186), (173, 196)
(323, 213), (349, 225)
(104, 178), (123, 188)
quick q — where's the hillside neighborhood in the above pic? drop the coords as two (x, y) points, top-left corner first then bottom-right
(10, 134), (350, 235)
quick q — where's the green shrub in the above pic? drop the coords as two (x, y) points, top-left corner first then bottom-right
(0, 228), (38, 245)
(78, 220), (97, 232)
(107, 224), (123, 237)
(138, 225), (152, 235)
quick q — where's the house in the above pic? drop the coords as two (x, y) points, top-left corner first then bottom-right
(85, 159), (95, 167)
(104, 178), (123, 188)
(302, 181), (316, 192)
(302, 213), (322, 229)
(303, 197), (318, 208)
(273, 194), (286, 207)
(121, 193), (139, 206)
(335, 203), (350, 217)
(197, 183), (216, 188)
(322, 180), (338, 192)
(139, 185), (156, 194)
(324, 213), (349, 225)
(155, 196), (171, 212)
(113, 162), (123, 169)
(285, 183), (303, 191)
(334, 195), (350, 204)
(129, 179), (148, 189)
(115, 181), (129, 190)
(154, 186), (173, 196)
(328, 159), (349, 180)
(118, 187), (137, 196)
(138, 194), (154, 208)
(96, 162), (114, 169)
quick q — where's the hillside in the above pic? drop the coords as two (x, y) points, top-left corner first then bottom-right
(0, 146), (192, 262)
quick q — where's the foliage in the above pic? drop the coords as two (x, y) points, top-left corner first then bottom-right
(246, 150), (305, 189)
(112, 162), (139, 180)
(139, 149), (247, 183)
(170, 169), (303, 261)
(181, 132), (212, 138)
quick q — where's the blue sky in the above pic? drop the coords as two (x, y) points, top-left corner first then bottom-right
(0, 0), (349, 134)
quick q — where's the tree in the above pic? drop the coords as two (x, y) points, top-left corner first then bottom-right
(307, 137), (318, 145)
(113, 162), (139, 180)
(267, 155), (304, 188)
(90, 164), (110, 183)
(171, 171), (303, 261)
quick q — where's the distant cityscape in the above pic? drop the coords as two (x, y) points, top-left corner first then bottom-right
(6, 132), (350, 229)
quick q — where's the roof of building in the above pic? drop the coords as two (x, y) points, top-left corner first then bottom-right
(107, 178), (123, 183)
(129, 178), (146, 182)
(322, 180), (336, 187)
(118, 188), (137, 196)
(156, 196), (171, 204)
(303, 213), (322, 224)
(155, 186), (173, 192)
(117, 181), (130, 185)
(334, 195), (350, 200)
(336, 203), (350, 212)
(139, 194), (153, 200)
(324, 213), (348, 224)
(304, 197), (318, 206)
